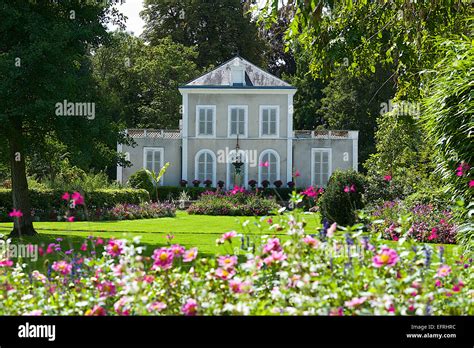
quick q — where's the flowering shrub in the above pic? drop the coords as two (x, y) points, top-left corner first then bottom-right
(319, 170), (366, 225)
(0, 208), (471, 316)
(371, 201), (458, 244)
(187, 190), (279, 216)
(104, 202), (176, 220)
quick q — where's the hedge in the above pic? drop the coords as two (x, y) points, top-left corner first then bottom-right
(0, 188), (150, 211)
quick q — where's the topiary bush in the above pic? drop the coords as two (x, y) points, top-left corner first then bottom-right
(319, 170), (366, 225)
(127, 169), (155, 198)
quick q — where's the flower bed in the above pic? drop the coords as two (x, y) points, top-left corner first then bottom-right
(371, 201), (458, 244)
(0, 210), (471, 316)
(102, 202), (176, 220)
(187, 189), (280, 216)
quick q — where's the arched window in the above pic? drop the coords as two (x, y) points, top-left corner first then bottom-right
(258, 150), (280, 186)
(195, 150), (216, 186)
(226, 150), (248, 189)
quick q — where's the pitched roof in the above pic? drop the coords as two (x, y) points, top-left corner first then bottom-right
(181, 56), (295, 89)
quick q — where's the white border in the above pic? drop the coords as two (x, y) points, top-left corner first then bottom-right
(143, 147), (165, 186)
(310, 148), (332, 187)
(259, 105), (280, 138)
(194, 149), (217, 187)
(258, 149), (281, 187)
(227, 105), (248, 138)
(195, 105), (216, 138)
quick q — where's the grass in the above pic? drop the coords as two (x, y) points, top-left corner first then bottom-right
(0, 211), (460, 262)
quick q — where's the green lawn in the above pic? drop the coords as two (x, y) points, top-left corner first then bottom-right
(0, 211), (459, 260)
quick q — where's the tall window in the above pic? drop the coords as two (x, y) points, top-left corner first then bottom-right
(196, 106), (215, 137)
(258, 150), (280, 186)
(260, 106), (279, 137)
(195, 150), (216, 185)
(143, 147), (164, 185)
(228, 106), (247, 137)
(311, 148), (331, 187)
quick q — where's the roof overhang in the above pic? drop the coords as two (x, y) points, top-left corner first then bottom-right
(179, 86), (297, 95)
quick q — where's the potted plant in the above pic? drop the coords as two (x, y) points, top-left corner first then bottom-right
(261, 180), (270, 188)
(287, 181), (295, 189)
(217, 180), (225, 189)
(192, 179), (201, 187)
(248, 179), (257, 189)
(179, 179), (188, 188)
(203, 179), (212, 188)
(273, 180), (283, 188)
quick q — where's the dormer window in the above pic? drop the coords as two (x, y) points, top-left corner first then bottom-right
(231, 60), (245, 86)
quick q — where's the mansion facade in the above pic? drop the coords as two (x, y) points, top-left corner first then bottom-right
(117, 57), (358, 189)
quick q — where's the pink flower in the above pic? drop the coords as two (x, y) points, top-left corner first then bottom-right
(262, 238), (282, 254)
(350, 184), (356, 192)
(259, 161), (269, 167)
(9, 209), (23, 218)
(181, 299), (198, 316)
(230, 186), (245, 195)
(52, 260), (72, 275)
(372, 246), (399, 267)
(106, 239), (124, 257)
(229, 279), (251, 293)
(85, 305), (106, 316)
(344, 186), (350, 193)
(67, 216), (75, 222)
(469, 180), (474, 188)
(302, 186), (318, 198)
(217, 255), (238, 269)
(267, 218), (273, 225)
(303, 235), (319, 248)
(170, 244), (185, 257)
(294, 170), (301, 178)
(0, 259), (13, 267)
(46, 243), (56, 254)
(220, 231), (237, 243)
(344, 297), (367, 308)
(152, 248), (174, 270)
(61, 192), (70, 201)
(95, 238), (104, 246)
(326, 223), (337, 238)
(456, 162), (470, 176)
(428, 228), (438, 241)
(263, 250), (287, 265)
(215, 267), (236, 280)
(71, 191), (85, 205)
(23, 310), (43, 316)
(183, 247), (198, 262)
(435, 279), (442, 287)
(384, 175), (392, 181)
(98, 281), (116, 297)
(166, 234), (175, 241)
(436, 265), (452, 277)
(80, 243), (87, 252)
(38, 247), (44, 256)
(148, 301), (167, 312)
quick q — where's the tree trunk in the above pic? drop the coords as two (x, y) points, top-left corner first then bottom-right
(8, 126), (37, 237)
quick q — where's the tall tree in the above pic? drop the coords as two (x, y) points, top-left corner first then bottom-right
(0, 1), (121, 236)
(92, 32), (200, 129)
(142, 0), (266, 68)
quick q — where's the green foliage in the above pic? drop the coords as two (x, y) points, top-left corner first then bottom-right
(0, 188), (150, 214)
(456, 202), (474, 256)
(187, 192), (280, 216)
(319, 67), (396, 168)
(319, 170), (366, 225)
(92, 33), (199, 129)
(263, 1), (471, 99)
(420, 32), (473, 201)
(128, 169), (155, 198)
(142, 0), (266, 69)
